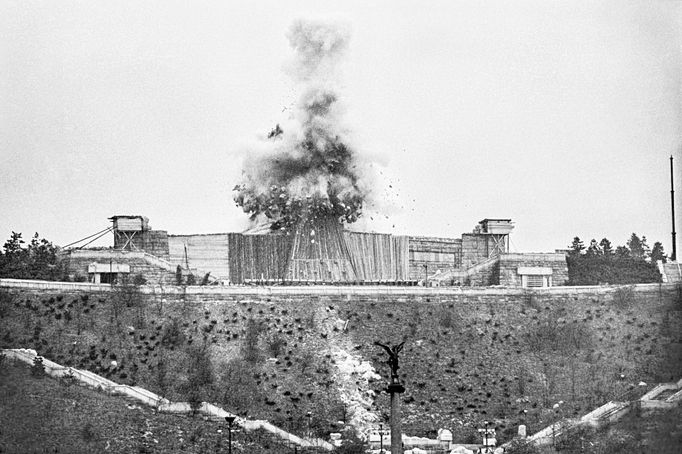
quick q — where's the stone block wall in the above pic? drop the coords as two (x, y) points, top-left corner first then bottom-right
(461, 234), (504, 269)
(466, 258), (500, 286)
(141, 230), (170, 260)
(97, 215), (563, 287)
(64, 250), (177, 284)
(497, 252), (569, 286)
(408, 236), (462, 280)
(113, 229), (170, 260)
(2, 278), (677, 312)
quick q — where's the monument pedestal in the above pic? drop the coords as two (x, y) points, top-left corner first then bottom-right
(387, 382), (405, 454)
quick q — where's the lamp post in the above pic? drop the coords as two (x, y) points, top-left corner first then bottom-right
(225, 415), (236, 454)
(552, 401), (563, 448)
(478, 420), (495, 454)
(483, 421), (488, 453)
(379, 423), (385, 453)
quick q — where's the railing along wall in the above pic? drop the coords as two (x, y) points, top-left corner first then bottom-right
(1, 278), (679, 297)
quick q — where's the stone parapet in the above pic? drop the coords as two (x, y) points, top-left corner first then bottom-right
(2, 278), (676, 299)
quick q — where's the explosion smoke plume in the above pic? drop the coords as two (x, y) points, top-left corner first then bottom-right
(233, 19), (367, 231)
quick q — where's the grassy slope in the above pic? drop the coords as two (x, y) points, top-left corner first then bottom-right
(345, 291), (682, 440)
(550, 405), (682, 453)
(1, 286), (681, 446)
(0, 359), (305, 454)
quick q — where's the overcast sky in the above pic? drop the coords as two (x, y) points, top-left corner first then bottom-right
(1, 0), (680, 254)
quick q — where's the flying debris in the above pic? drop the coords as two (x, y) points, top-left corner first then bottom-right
(267, 124), (283, 139)
(233, 19), (367, 231)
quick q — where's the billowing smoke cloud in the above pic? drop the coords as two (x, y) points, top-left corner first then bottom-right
(233, 19), (369, 231)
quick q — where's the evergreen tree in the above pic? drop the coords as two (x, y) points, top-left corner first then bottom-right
(0, 231), (63, 280)
(627, 233), (646, 259)
(651, 242), (667, 264)
(27, 233), (60, 280)
(0, 232), (28, 278)
(599, 238), (613, 256)
(567, 234), (664, 285)
(569, 237), (585, 257)
(586, 239), (602, 257)
(641, 235), (651, 259)
(615, 245), (631, 258)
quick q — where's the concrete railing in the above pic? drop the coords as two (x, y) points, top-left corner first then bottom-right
(579, 401), (621, 424)
(1, 278), (678, 298)
(526, 400), (631, 446)
(518, 376), (680, 449)
(641, 383), (672, 401)
(2, 348), (333, 451)
(0, 278), (113, 292)
(668, 389), (682, 403)
(148, 281), (676, 297)
(640, 379), (682, 409)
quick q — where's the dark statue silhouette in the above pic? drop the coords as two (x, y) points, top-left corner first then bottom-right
(374, 341), (405, 383)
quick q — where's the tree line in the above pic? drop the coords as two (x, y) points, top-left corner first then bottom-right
(566, 233), (665, 285)
(0, 232), (66, 280)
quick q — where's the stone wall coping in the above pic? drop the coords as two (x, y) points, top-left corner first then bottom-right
(0, 278), (113, 292)
(1, 278), (675, 297)
(67, 249), (148, 258)
(168, 233), (231, 238)
(408, 235), (463, 243)
(517, 267), (554, 275)
(501, 253), (566, 261)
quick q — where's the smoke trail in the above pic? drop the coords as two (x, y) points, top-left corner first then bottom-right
(233, 19), (369, 231)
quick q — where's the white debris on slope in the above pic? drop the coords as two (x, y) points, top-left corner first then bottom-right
(329, 345), (382, 436)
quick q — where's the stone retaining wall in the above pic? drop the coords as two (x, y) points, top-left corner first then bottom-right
(2, 278), (676, 307)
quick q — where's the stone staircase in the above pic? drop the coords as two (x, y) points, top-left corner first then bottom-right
(518, 378), (681, 448)
(640, 378), (682, 409)
(580, 400), (631, 425)
(429, 256), (500, 287)
(657, 260), (682, 283)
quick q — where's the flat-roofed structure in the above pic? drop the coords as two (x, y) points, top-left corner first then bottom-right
(64, 216), (567, 287)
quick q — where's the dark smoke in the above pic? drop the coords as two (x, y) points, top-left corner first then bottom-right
(233, 19), (367, 231)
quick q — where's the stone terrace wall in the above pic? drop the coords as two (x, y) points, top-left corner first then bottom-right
(160, 282), (677, 309)
(498, 252), (569, 286)
(3, 278), (674, 306)
(64, 250), (177, 284)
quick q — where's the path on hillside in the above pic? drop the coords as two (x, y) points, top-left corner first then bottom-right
(2, 348), (334, 451)
(518, 377), (682, 448)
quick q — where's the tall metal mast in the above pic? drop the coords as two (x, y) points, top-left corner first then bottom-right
(671, 155), (677, 262)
